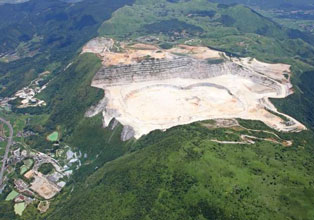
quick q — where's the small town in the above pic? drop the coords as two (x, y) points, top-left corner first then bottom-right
(0, 117), (81, 216)
(3, 145), (77, 215)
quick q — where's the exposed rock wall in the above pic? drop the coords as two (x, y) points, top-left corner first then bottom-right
(92, 57), (281, 95)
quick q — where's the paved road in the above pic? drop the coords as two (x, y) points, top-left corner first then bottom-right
(0, 117), (13, 187)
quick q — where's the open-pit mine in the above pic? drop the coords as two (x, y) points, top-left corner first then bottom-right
(83, 37), (306, 140)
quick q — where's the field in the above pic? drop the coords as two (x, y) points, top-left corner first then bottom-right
(5, 190), (18, 201)
(47, 132), (59, 142)
(19, 159), (33, 175)
(14, 202), (25, 216)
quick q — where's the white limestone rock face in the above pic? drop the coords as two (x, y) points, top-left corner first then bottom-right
(121, 125), (135, 141)
(84, 96), (107, 118)
(82, 37), (114, 54)
(84, 37), (306, 140)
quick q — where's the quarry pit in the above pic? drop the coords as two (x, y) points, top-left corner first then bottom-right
(83, 37), (306, 140)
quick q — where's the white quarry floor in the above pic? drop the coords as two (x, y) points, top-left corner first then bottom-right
(93, 75), (305, 139)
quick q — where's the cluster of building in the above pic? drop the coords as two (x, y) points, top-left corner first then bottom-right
(0, 71), (49, 110)
(13, 72), (49, 108)
(3, 140), (85, 216)
(5, 148), (71, 215)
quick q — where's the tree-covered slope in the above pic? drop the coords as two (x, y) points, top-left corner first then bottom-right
(46, 122), (314, 220)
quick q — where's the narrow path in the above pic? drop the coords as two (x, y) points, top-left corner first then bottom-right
(0, 117), (13, 187)
(211, 134), (289, 146)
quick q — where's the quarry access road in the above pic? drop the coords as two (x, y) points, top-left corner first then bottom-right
(0, 117), (13, 187)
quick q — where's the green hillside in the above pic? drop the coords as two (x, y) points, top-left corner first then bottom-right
(39, 122), (314, 220)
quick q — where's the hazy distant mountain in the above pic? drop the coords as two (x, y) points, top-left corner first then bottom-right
(0, 0), (28, 5)
(0, 0), (83, 5)
(209, 0), (314, 9)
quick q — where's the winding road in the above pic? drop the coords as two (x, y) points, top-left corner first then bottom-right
(0, 117), (13, 187)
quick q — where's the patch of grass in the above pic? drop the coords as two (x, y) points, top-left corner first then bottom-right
(159, 42), (174, 49)
(206, 58), (225, 64)
(14, 202), (26, 216)
(47, 131), (59, 142)
(5, 190), (18, 201)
